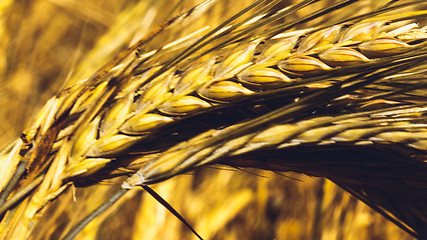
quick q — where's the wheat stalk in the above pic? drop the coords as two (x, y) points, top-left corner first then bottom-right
(1, 0), (426, 239)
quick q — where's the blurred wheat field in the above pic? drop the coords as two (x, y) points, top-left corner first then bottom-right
(0, 0), (423, 239)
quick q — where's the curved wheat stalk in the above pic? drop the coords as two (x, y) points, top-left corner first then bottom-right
(1, 0), (426, 239)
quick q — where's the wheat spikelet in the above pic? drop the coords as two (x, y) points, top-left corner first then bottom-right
(68, 18), (426, 177)
(1, 0), (427, 239)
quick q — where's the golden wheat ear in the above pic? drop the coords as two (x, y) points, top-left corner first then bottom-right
(1, 0), (427, 239)
(61, 1), (427, 239)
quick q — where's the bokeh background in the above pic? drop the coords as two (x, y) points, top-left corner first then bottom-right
(0, 0), (417, 239)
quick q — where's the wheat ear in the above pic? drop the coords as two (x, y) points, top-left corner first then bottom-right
(1, 0), (426, 239)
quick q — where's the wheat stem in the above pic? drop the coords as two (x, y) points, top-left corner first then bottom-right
(61, 188), (129, 240)
(0, 175), (42, 217)
(0, 161), (27, 207)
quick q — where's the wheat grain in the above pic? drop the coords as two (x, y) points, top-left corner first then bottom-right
(125, 104), (427, 184)
(67, 20), (422, 164)
(69, 21), (419, 149)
